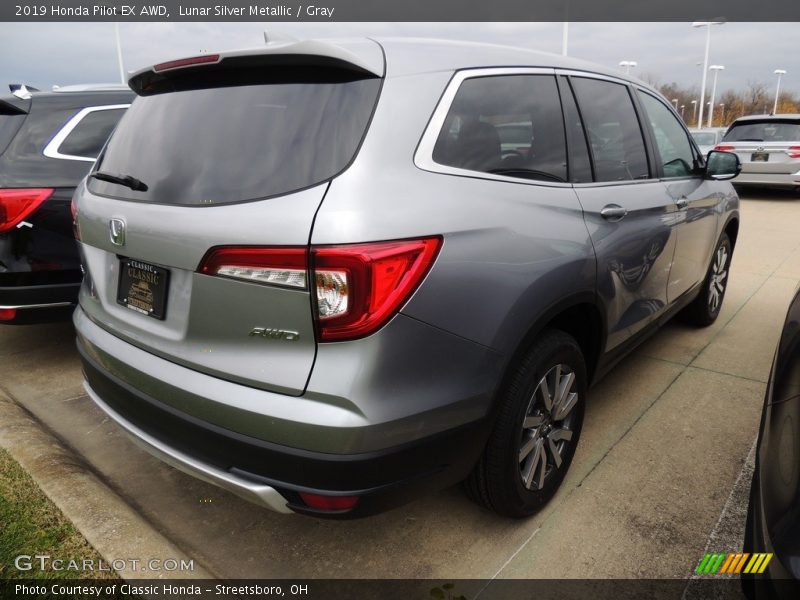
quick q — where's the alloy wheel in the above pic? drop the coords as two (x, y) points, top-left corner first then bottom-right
(708, 244), (729, 314)
(518, 364), (579, 491)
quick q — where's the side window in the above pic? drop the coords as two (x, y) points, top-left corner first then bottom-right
(56, 108), (126, 159)
(638, 92), (696, 178)
(558, 77), (593, 183)
(570, 77), (649, 182)
(432, 74), (567, 183)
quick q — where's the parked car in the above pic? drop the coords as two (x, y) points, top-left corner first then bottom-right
(743, 284), (800, 598)
(0, 84), (132, 324)
(73, 38), (741, 518)
(716, 114), (800, 191)
(690, 127), (727, 155)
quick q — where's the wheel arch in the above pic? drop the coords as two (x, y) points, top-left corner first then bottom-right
(495, 294), (606, 407)
(723, 214), (740, 249)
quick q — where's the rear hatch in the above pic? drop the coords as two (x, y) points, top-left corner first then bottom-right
(720, 118), (800, 174)
(75, 44), (383, 395)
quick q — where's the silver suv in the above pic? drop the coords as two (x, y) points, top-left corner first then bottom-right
(717, 114), (800, 191)
(73, 38), (741, 518)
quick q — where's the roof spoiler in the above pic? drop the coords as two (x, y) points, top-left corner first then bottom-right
(9, 84), (40, 100)
(129, 39), (384, 95)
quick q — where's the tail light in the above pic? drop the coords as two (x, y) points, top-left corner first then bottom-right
(714, 145), (736, 152)
(197, 237), (443, 342)
(0, 188), (54, 234)
(313, 238), (442, 341)
(198, 247), (307, 289)
(0, 308), (17, 321)
(788, 146), (800, 159)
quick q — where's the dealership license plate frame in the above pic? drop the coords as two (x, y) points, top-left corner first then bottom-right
(116, 258), (170, 320)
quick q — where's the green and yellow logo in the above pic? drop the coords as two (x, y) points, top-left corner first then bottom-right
(696, 552), (773, 575)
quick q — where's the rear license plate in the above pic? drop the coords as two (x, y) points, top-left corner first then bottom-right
(751, 151), (769, 162)
(116, 258), (169, 320)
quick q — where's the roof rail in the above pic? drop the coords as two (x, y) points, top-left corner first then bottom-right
(51, 83), (130, 93)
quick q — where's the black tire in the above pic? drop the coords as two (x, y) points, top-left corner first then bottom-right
(682, 232), (732, 327)
(465, 329), (587, 518)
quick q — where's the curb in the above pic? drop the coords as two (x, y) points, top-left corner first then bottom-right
(0, 388), (215, 581)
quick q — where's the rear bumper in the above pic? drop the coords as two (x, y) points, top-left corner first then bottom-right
(74, 307), (497, 517)
(0, 282), (79, 324)
(734, 170), (800, 189)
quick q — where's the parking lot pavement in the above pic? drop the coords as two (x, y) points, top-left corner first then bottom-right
(0, 191), (798, 580)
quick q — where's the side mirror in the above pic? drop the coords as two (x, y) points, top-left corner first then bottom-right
(705, 150), (741, 180)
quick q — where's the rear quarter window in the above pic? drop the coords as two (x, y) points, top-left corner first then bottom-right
(55, 107), (127, 159)
(431, 74), (568, 183)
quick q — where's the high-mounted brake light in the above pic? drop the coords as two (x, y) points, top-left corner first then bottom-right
(313, 238), (442, 342)
(198, 247), (307, 289)
(788, 145), (800, 159)
(714, 145), (736, 152)
(197, 237), (443, 342)
(153, 54), (221, 72)
(0, 188), (54, 234)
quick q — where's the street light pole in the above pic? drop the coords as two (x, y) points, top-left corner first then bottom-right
(773, 69), (787, 114)
(681, 104), (686, 118)
(693, 21), (725, 129)
(114, 22), (125, 84)
(619, 60), (637, 75)
(691, 100), (697, 121)
(562, 22), (569, 56)
(672, 98), (679, 110)
(707, 65), (724, 127)
(719, 103), (725, 124)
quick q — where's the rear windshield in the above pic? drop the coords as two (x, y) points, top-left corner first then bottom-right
(691, 132), (718, 146)
(89, 68), (381, 205)
(723, 120), (800, 143)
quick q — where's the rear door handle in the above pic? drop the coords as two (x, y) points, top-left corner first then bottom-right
(600, 205), (628, 221)
(676, 197), (689, 210)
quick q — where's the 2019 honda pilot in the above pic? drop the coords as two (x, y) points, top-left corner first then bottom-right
(73, 38), (742, 518)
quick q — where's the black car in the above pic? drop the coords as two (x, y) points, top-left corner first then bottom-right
(0, 84), (132, 324)
(744, 284), (800, 598)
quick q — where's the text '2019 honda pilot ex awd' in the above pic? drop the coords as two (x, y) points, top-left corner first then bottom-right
(1, 84), (132, 324)
(73, 38), (742, 518)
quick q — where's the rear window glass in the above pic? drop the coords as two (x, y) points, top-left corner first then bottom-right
(59, 108), (126, 158)
(691, 132), (718, 146)
(89, 68), (381, 205)
(0, 113), (26, 155)
(570, 77), (650, 182)
(724, 120), (800, 142)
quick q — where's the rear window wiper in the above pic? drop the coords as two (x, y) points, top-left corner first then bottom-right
(90, 171), (149, 192)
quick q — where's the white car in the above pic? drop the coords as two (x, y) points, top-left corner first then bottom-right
(690, 127), (726, 155)
(716, 115), (800, 191)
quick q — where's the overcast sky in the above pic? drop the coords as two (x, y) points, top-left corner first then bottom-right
(1, 22), (797, 96)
